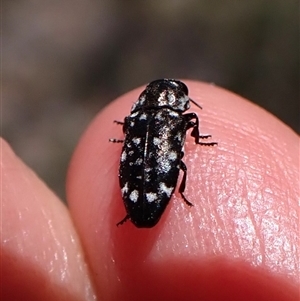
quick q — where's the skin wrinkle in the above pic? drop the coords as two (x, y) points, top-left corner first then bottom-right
(205, 120), (298, 277)
(245, 175), (264, 261)
(212, 212), (227, 254)
(189, 222), (200, 252)
(4, 170), (26, 255)
(261, 189), (295, 274)
(30, 166), (77, 282)
(39, 208), (70, 282)
(256, 197), (279, 268)
(215, 203), (234, 254)
(234, 216), (254, 256)
(186, 150), (223, 254)
(50, 223), (69, 281)
(248, 190), (265, 265)
(211, 182), (230, 253)
(261, 129), (297, 200)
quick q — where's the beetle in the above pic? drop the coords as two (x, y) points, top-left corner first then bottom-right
(110, 79), (217, 228)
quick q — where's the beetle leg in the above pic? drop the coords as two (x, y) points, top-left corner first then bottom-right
(185, 113), (218, 146)
(179, 160), (193, 207)
(110, 120), (126, 142)
(199, 134), (212, 139)
(113, 120), (124, 125)
(117, 214), (130, 226)
(109, 138), (124, 143)
(197, 141), (218, 146)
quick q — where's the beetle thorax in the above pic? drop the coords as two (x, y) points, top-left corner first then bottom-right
(131, 89), (190, 113)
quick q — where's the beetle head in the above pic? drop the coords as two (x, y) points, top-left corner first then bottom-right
(131, 79), (195, 112)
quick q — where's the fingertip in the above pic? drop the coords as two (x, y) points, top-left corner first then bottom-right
(1, 138), (96, 301)
(66, 80), (299, 300)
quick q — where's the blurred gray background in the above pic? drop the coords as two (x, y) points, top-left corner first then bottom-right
(3, 0), (299, 201)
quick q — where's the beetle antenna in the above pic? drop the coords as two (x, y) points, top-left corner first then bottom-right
(190, 98), (202, 109)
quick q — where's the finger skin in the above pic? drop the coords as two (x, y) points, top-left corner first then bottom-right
(67, 81), (299, 301)
(1, 140), (96, 301)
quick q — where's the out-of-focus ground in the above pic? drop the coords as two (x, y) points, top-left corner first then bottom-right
(3, 1), (299, 201)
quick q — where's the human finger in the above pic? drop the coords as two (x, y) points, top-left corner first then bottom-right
(67, 80), (299, 301)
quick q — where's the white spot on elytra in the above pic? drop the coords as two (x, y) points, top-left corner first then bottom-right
(139, 95), (146, 104)
(175, 132), (182, 141)
(121, 182), (129, 195)
(153, 137), (161, 145)
(135, 158), (143, 165)
(159, 183), (173, 197)
(146, 192), (158, 203)
(132, 137), (141, 145)
(157, 157), (171, 173)
(163, 162), (172, 173)
(131, 111), (139, 117)
(144, 167), (152, 182)
(130, 121), (135, 127)
(121, 151), (127, 162)
(139, 113), (147, 120)
(168, 151), (177, 161)
(129, 190), (139, 203)
(155, 112), (163, 121)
